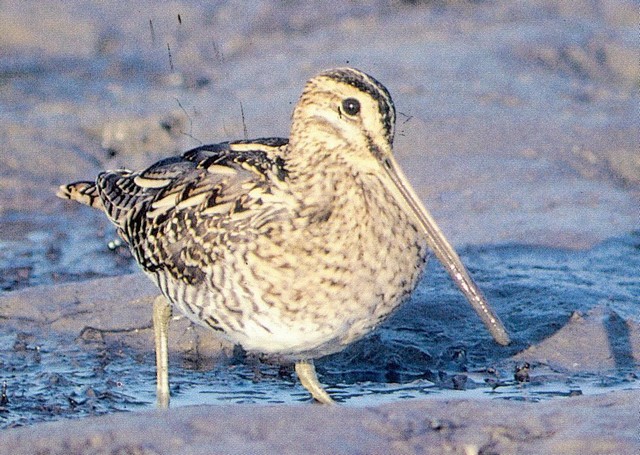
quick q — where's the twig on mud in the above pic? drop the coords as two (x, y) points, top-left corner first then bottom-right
(149, 19), (155, 44)
(240, 102), (248, 140)
(174, 97), (203, 144)
(167, 43), (174, 71)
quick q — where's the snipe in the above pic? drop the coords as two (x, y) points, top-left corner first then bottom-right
(58, 67), (509, 406)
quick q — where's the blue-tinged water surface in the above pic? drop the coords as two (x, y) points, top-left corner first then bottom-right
(1, 230), (638, 428)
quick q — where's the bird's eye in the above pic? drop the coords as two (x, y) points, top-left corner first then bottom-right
(341, 98), (361, 116)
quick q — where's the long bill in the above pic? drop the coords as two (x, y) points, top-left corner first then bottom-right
(381, 154), (511, 346)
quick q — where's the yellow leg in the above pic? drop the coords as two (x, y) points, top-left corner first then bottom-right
(153, 295), (172, 408)
(295, 360), (335, 405)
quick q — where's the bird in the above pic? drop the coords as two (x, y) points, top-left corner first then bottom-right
(57, 67), (510, 406)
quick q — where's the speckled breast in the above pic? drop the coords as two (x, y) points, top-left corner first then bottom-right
(150, 171), (429, 360)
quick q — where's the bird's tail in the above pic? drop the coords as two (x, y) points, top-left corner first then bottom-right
(56, 181), (104, 210)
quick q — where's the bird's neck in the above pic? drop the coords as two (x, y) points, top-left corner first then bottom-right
(285, 140), (351, 217)
(283, 140), (387, 238)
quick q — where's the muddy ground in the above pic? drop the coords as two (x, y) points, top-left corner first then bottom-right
(0, 0), (639, 453)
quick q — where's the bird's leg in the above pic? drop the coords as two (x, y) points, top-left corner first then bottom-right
(295, 360), (335, 405)
(153, 295), (172, 408)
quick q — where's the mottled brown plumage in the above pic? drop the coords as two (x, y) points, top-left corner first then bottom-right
(58, 67), (509, 405)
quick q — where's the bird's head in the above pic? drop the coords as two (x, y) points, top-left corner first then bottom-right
(290, 67), (396, 172)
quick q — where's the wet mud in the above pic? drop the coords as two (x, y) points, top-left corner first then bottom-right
(0, 233), (638, 429)
(0, 0), (638, 452)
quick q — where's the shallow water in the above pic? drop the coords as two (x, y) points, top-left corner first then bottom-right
(1, 230), (638, 428)
(0, 211), (138, 292)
